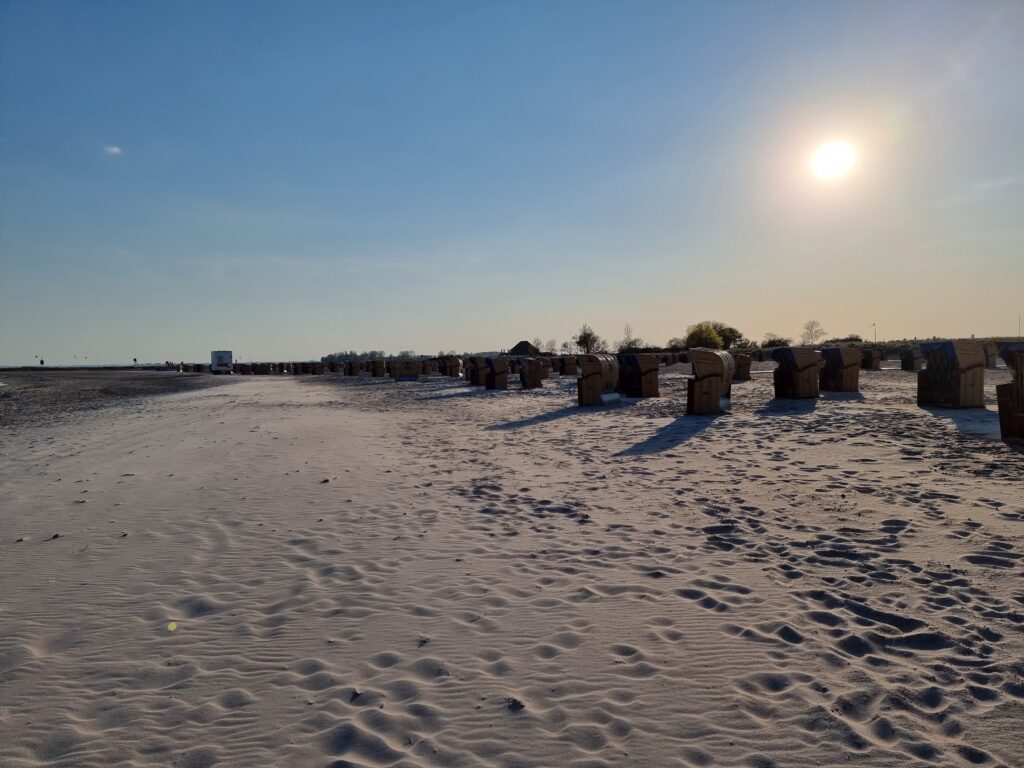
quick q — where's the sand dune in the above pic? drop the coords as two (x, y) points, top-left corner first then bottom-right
(1, 367), (1022, 767)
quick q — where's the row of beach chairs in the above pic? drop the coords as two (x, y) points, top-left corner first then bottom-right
(188, 342), (1023, 443)
(448, 343), (1023, 443)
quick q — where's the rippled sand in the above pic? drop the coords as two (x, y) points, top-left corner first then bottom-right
(1, 365), (1022, 767)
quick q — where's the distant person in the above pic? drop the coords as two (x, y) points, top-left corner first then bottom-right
(133, 358), (138, 366)
(39, 359), (44, 366)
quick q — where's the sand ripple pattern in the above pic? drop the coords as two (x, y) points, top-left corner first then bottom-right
(1, 367), (1022, 767)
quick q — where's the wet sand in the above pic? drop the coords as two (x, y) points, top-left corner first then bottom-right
(1, 366), (1022, 767)
(0, 369), (231, 429)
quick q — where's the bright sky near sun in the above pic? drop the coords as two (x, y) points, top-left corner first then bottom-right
(1, 0), (1023, 363)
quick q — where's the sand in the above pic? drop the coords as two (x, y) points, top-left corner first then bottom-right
(1, 365), (1022, 767)
(0, 370), (230, 429)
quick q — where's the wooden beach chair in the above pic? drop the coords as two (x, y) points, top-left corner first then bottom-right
(687, 349), (734, 414)
(917, 341), (985, 408)
(982, 340), (999, 369)
(901, 348), (923, 371)
(538, 358), (552, 380)
(617, 353), (660, 398)
(771, 347), (821, 399)
(577, 354), (620, 406)
(996, 344), (1024, 441)
(391, 360), (423, 382)
(519, 357), (544, 389)
(861, 349), (882, 370)
(732, 353), (752, 382)
(485, 357), (509, 390)
(819, 347), (861, 392)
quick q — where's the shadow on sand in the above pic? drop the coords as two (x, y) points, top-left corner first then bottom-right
(416, 387), (490, 401)
(486, 404), (583, 430)
(756, 398), (819, 417)
(616, 414), (719, 456)
(920, 405), (1003, 440)
(483, 403), (634, 434)
(821, 391), (866, 403)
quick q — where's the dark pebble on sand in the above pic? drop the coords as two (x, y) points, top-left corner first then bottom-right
(505, 697), (525, 713)
(50, 533), (60, 540)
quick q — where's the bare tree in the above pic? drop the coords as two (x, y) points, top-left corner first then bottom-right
(617, 323), (646, 352)
(800, 320), (827, 346)
(544, 339), (558, 354)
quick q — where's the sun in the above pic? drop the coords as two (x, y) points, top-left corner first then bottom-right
(809, 140), (857, 181)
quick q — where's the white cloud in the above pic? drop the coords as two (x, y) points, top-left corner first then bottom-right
(103, 145), (123, 156)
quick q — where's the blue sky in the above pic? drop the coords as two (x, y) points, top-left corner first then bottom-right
(2, 0), (1022, 363)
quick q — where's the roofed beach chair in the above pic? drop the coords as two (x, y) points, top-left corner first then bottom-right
(578, 354), (620, 406)
(771, 347), (821, 399)
(901, 348), (923, 371)
(391, 360), (423, 382)
(485, 357), (509, 390)
(917, 341), (985, 408)
(687, 349), (734, 414)
(996, 344), (1024, 441)
(861, 349), (882, 370)
(519, 357), (545, 389)
(819, 347), (861, 392)
(617, 353), (660, 398)
(732, 353), (752, 382)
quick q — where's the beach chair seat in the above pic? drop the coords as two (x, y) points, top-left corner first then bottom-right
(687, 349), (734, 414)
(996, 344), (1024, 440)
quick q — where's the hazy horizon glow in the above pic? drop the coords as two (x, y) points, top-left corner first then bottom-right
(2, 0), (1023, 365)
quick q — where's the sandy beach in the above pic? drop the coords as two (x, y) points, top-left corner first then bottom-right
(1, 366), (1022, 768)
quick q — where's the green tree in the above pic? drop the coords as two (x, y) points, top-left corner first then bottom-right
(666, 337), (687, 351)
(684, 321), (724, 349)
(573, 323), (607, 354)
(762, 333), (791, 349)
(711, 322), (747, 349)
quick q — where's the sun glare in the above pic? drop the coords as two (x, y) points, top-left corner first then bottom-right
(809, 140), (857, 181)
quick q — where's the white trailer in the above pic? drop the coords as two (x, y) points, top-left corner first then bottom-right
(211, 350), (233, 374)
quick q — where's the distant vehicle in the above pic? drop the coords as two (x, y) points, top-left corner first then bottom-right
(210, 350), (233, 374)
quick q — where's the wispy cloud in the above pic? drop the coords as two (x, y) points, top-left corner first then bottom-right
(933, 176), (1021, 209)
(103, 145), (123, 156)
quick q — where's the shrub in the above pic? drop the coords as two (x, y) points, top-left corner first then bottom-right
(685, 321), (724, 349)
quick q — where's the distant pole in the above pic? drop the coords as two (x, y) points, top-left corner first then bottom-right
(870, 323), (877, 343)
